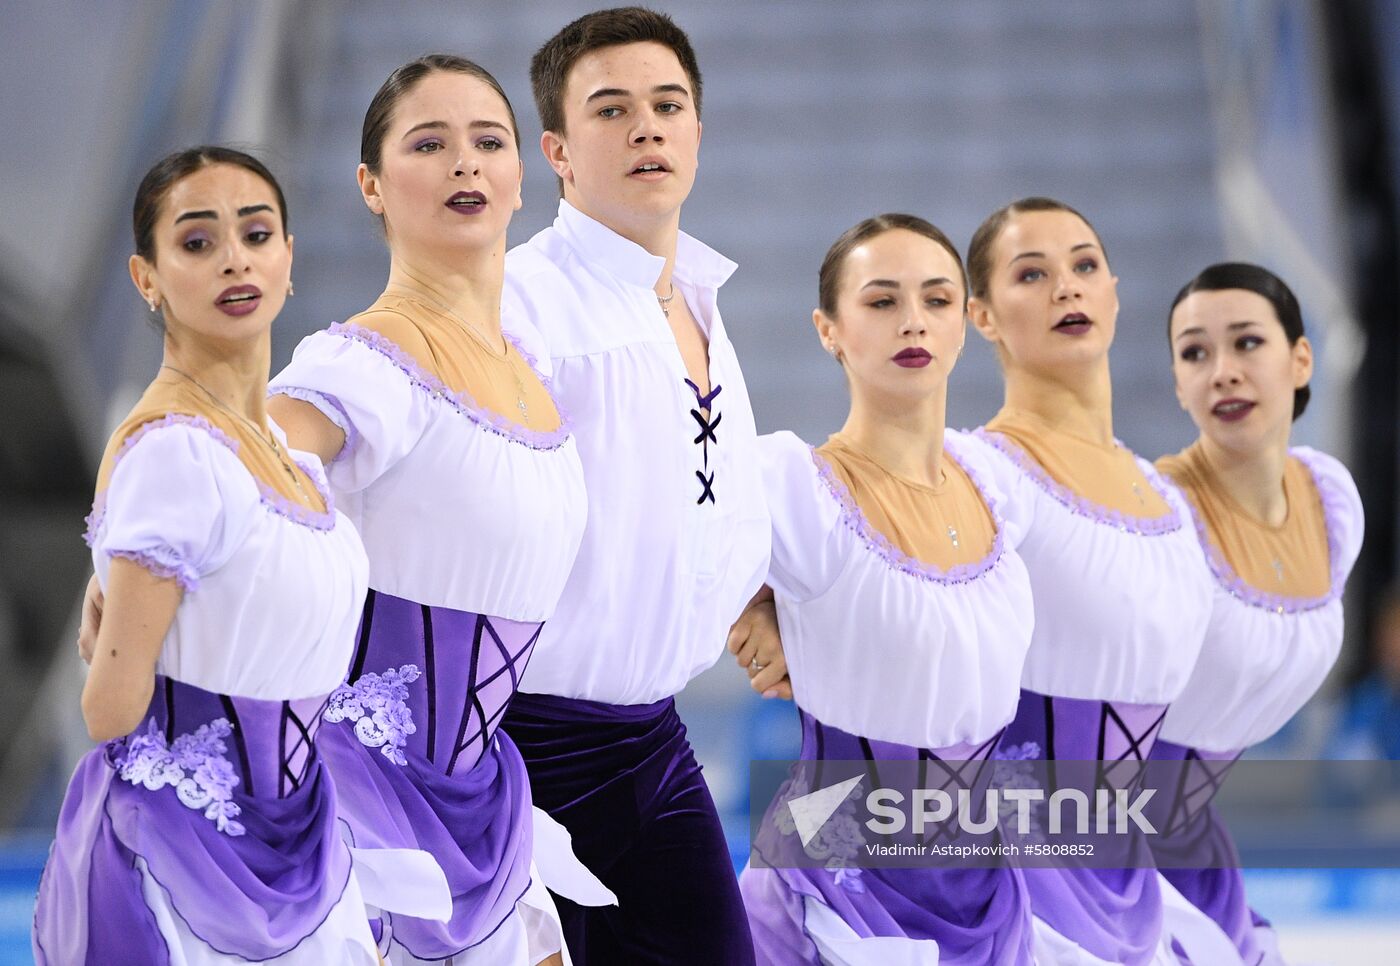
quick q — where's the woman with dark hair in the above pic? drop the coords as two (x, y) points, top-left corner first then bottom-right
(738, 214), (1038, 964)
(267, 55), (609, 966)
(34, 147), (383, 963)
(1149, 263), (1363, 963)
(962, 197), (1223, 964)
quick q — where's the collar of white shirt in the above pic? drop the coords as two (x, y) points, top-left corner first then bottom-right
(553, 199), (737, 293)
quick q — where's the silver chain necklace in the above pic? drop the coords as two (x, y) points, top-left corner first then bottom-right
(160, 365), (312, 502)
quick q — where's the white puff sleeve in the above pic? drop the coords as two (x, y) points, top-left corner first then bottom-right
(269, 327), (434, 494)
(89, 421), (256, 592)
(759, 432), (848, 603)
(1295, 447), (1365, 583)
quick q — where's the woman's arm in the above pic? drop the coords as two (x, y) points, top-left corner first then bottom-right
(268, 394), (346, 466)
(80, 559), (182, 741)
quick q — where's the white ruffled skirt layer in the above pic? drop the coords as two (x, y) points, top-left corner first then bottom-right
(137, 857), (379, 966)
(373, 807), (615, 966)
(1029, 876), (1247, 966)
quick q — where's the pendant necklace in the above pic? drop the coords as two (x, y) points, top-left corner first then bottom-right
(396, 291), (529, 421)
(657, 284), (676, 318)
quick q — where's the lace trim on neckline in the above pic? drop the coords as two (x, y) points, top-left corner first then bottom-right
(810, 436), (1007, 584)
(83, 413), (338, 559)
(974, 428), (1183, 536)
(1186, 448), (1343, 614)
(328, 321), (571, 451)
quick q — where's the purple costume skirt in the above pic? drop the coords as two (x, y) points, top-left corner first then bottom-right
(742, 710), (1036, 965)
(1147, 739), (1269, 964)
(320, 588), (536, 959)
(999, 689), (1169, 966)
(32, 676), (351, 964)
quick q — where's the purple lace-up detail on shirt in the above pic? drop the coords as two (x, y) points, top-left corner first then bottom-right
(1185, 448), (1345, 615)
(110, 718), (246, 836)
(687, 379), (722, 505)
(974, 428), (1183, 536)
(809, 443), (1007, 584)
(325, 664), (421, 766)
(327, 322), (572, 451)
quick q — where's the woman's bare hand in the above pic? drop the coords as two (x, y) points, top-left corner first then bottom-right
(726, 592), (793, 700)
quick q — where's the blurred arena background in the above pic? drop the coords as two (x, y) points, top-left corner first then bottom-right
(2, 1), (1399, 961)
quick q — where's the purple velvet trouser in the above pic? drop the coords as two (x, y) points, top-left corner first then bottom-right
(502, 691), (756, 965)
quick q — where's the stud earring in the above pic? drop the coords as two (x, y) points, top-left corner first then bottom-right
(287, 281), (295, 297)
(146, 296), (160, 312)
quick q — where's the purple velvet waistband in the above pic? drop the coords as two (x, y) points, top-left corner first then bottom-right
(33, 677), (350, 965)
(510, 689), (675, 723)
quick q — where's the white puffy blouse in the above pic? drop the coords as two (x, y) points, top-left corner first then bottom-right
(87, 414), (368, 700)
(964, 430), (1214, 705)
(761, 430), (1035, 750)
(269, 319), (586, 623)
(501, 201), (771, 705)
(1157, 447), (1364, 752)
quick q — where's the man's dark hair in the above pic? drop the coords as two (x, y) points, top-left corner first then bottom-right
(530, 7), (702, 136)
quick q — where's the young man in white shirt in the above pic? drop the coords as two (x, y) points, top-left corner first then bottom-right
(499, 8), (772, 963)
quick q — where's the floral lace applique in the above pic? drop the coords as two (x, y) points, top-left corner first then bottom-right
(111, 718), (245, 836)
(990, 741), (1045, 842)
(324, 664), (421, 766)
(771, 773), (869, 893)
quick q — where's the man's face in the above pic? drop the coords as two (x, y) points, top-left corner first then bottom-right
(545, 41), (701, 238)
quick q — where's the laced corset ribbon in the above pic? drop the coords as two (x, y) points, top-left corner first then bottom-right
(96, 379), (327, 516)
(343, 293), (562, 436)
(332, 593), (543, 777)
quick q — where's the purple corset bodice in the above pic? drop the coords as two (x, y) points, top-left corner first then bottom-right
(332, 589), (541, 777)
(1145, 739), (1243, 835)
(35, 676), (351, 964)
(107, 676), (331, 820)
(799, 710), (1003, 846)
(999, 688), (1168, 795)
